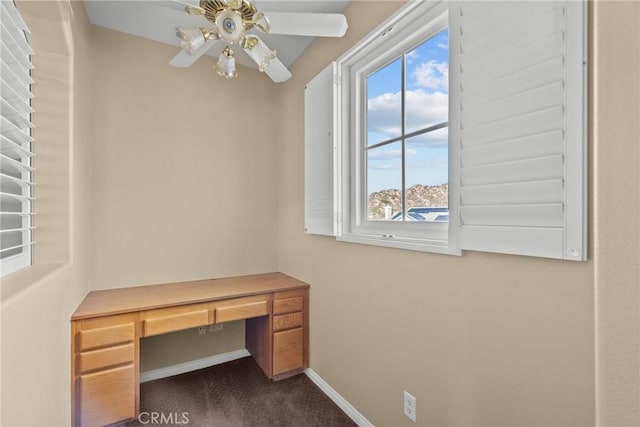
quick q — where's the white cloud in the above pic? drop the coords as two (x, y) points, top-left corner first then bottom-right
(368, 148), (400, 160)
(406, 49), (419, 64)
(367, 89), (448, 140)
(406, 127), (449, 148)
(369, 148), (417, 160)
(368, 148), (418, 171)
(413, 60), (448, 91)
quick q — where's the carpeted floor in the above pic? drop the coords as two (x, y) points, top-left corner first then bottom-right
(125, 357), (357, 427)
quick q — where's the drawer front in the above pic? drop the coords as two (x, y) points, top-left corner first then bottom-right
(273, 327), (304, 376)
(79, 364), (135, 426)
(79, 323), (135, 351)
(216, 298), (269, 323)
(142, 305), (209, 337)
(273, 312), (303, 332)
(273, 297), (303, 315)
(78, 342), (134, 374)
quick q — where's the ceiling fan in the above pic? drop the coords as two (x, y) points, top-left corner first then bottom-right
(167, 0), (348, 82)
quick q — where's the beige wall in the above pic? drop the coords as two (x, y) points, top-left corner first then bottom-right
(278, 1), (636, 426)
(90, 27), (280, 291)
(1, 1), (94, 425)
(592, 1), (640, 426)
(88, 26), (281, 371)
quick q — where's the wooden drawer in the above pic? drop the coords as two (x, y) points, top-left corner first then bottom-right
(78, 322), (135, 351)
(273, 312), (303, 332)
(79, 364), (135, 426)
(142, 303), (210, 337)
(78, 342), (134, 374)
(273, 297), (303, 315)
(215, 296), (269, 323)
(273, 327), (303, 376)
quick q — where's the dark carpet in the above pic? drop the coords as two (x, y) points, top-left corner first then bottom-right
(125, 357), (357, 427)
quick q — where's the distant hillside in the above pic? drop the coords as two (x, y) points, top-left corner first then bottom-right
(368, 184), (448, 219)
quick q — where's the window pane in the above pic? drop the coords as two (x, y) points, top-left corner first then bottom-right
(404, 128), (449, 222)
(367, 58), (402, 146)
(367, 142), (402, 220)
(405, 28), (449, 135)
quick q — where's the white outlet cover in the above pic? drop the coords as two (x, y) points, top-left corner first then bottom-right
(404, 390), (417, 423)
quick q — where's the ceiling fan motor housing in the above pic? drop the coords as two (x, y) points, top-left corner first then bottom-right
(216, 9), (244, 43)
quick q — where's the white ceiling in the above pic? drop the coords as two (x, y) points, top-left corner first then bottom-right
(85, 0), (351, 69)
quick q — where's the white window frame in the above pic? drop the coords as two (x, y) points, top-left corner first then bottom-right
(336, 0), (461, 255)
(1, 1), (34, 276)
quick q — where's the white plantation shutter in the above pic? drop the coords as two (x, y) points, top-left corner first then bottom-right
(456, 1), (587, 260)
(1, 1), (34, 275)
(305, 62), (337, 236)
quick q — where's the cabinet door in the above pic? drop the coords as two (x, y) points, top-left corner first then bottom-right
(79, 364), (135, 426)
(273, 328), (304, 376)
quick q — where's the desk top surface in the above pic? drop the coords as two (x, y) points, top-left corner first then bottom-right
(71, 272), (309, 321)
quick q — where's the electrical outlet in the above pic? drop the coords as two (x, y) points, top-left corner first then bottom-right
(404, 391), (417, 423)
(197, 326), (207, 335)
(209, 323), (224, 332)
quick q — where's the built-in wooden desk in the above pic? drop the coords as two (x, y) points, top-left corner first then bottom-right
(70, 272), (309, 427)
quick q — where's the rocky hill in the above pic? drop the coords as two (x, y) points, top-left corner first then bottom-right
(368, 184), (448, 219)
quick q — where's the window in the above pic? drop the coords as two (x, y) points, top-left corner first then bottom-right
(337, 1), (457, 254)
(365, 28), (449, 223)
(1, 1), (34, 276)
(305, 0), (587, 260)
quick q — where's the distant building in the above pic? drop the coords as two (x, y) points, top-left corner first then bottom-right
(391, 207), (449, 222)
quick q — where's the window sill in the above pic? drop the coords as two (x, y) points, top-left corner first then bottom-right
(337, 233), (461, 256)
(1, 262), (68, 304)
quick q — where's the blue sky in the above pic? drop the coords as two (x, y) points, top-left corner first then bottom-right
(366, 28), (449, 193)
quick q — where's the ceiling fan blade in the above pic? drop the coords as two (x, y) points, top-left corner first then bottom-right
(155, 0), (205, 15)
(169, 38), (218, 67)
(264, 13), (348, 37)
(263, 57), (293, 83)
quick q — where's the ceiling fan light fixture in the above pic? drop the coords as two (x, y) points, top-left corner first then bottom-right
(176, 27), (211, 54)
(170, 0), (347, 83)
(215, 46), (238, 79)
(249, 12), (270, 33)
(243, 36), (276, 72)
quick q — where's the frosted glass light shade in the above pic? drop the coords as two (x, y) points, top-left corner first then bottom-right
(243, 36), (276, 72)
(216, 47), (238, 79)
(176, 27), (206, 54)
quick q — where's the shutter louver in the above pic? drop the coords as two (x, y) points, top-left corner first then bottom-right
(304, 62), (337, 236)
(457, 1), (586, 260)
(1, 1), (34, 275)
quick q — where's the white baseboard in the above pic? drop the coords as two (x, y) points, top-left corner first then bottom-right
(140, 349), (250, 383)
(304, 368), (374, 427)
